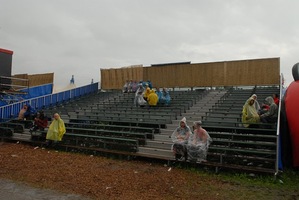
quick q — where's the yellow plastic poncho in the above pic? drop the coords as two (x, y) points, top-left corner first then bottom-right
(148, 90), (158, 106)
(242, 97), (260, 127)
(143, 87), (151, 100)
(46, 118), (66, 141)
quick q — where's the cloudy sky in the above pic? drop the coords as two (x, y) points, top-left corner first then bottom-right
(0, 0), (298, 89)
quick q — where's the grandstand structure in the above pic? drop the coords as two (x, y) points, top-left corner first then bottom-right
(0, 57), (282, 175)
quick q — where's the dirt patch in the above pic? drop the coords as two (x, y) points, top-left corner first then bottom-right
(0, 142), (297, 200)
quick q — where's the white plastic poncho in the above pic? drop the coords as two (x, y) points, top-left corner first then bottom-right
(171, 117), (192, 156)
(134, 84), (147, 107)
(251, 94), (261, 112)
(187, 121), (212, 162)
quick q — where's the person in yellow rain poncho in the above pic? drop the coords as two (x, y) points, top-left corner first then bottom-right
(46, 113), (66, 146)
(143, 87), (151, 101)
(242, 97), (260, 128)
(147, 89), (158, 106)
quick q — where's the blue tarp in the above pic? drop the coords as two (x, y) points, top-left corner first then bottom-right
(0, 83), (53, 106)
(20, 83), (53, 99)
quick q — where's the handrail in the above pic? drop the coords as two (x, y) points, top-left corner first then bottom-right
(275, 74), (283, 175)
(0, 82), (99, 120)
(0, 75), (28, 81)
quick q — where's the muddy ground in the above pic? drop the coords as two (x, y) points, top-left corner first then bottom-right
(0, 142), (298, 200)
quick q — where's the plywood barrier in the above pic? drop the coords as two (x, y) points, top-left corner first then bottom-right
(100, 58), (280, 89)
(28, 73), (54, 87)
(12, 73), (54, 88)
(101, 65), (143, 89)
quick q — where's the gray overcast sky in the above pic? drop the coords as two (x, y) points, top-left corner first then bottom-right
(0, 0), (298, 89)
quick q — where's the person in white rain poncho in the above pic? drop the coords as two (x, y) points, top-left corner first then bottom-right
(171, 117), (192, 161)
(134, 83), (147, 107)
(187, 121), (212, 163)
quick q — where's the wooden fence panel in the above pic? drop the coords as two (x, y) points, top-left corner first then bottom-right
(12, 73), (53, 88)
(100, 65), (143, 89)
(100, 58), (280, 89)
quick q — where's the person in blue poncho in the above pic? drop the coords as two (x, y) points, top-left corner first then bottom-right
(156, 87), (163, 103)
(159, 88), (171, 106)
(23, 104), (36, 120)
(147, 80), (153, 89)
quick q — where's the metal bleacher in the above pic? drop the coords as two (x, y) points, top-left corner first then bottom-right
(201, 86), (280, 173)
(0, 86), (281, 175)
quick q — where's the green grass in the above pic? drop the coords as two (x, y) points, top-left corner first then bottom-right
(181, 167), (299, 199)
(190, 167), (299, 190)
(217, 170), (299, 189)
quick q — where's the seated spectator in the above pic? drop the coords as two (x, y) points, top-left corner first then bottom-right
(127, 80), (133, 93)
(18, 105), (28, 120)
(187, 121), (212, 163)
(171, 117), (192, 161)
(46, 113), (66, 147)
(251, 94), (261, 112)
(242, 97), (260, 127)
(30, 111), (48, 132)
(136, 95), (147, 107)
(141, 80), (147, 88)
(131, 81), (138, 93)
(134, 84), (147, 107)
(160, 88), (171, 106)
(135, 83), (144, 94)
(122, 80), (129, 93)
(143, 87), (151, 101)
(260, 96), (278, 123)
(147, 89), (158, 106)
(272, 93), (280, 105)
(24, 104), (36, 120)
(156, 87), (162, 102)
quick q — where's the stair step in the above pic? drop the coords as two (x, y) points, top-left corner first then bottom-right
(146, 140), (173, 150)
(138, 147), (174, 158)
(159, 129), (173, 134)
(154, 134), (172, 141)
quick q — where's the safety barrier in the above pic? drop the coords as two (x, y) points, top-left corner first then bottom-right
(0, 83), (98, 120)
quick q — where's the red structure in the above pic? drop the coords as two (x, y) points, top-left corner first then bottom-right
(284, 63), (299, 168)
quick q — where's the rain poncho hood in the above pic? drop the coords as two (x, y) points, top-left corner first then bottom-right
(180, 117), (187, 126)
(260, 96), (278, 120)
(250, 94), (261, 111)
(143, 87), (151, 99)
(264, 96), (275, 105)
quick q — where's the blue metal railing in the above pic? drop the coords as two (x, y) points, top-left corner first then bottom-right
(0, 83), (98, 120)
